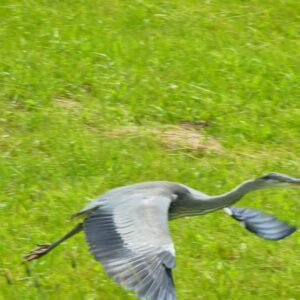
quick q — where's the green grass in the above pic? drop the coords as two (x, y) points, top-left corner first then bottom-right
(1, 0), (300, 299)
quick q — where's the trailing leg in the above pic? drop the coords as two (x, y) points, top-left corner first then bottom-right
(24, 223), (83, 262)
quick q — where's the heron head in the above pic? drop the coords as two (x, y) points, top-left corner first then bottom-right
(255, 173), (300, 188)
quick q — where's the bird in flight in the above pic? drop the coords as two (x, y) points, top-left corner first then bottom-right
(24, 173), (300, 300)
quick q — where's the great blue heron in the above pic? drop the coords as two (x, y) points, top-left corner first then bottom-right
(24, 173), (300, 300)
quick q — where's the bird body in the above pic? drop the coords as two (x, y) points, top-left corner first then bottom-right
(24, 173), (300, 300)
(75, 181), (211, 220)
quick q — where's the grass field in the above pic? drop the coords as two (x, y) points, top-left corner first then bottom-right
(1, 0), (300, 299)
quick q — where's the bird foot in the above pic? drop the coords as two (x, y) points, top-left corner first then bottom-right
(23, 244), (51, 262)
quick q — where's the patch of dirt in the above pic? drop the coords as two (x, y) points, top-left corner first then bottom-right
(179, 120), (209, 129)
(109, 124), (222, 153)
(54, 97), (81, 110)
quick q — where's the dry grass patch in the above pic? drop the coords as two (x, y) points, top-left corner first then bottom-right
(109, 124), (222, 153)
(54, 97), (81, 110)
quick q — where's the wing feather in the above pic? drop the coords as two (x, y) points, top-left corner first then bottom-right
(83, 193), (176, 300)
(225, 206), (296, 240)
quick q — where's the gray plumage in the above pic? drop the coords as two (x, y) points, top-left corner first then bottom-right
(224, 207), (296, 240)
(24, 173), (300, 300)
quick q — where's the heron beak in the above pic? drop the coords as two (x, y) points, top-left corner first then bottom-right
(287, 177), (300, 186)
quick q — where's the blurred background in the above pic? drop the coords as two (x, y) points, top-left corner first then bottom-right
(0, 0), (300, 299)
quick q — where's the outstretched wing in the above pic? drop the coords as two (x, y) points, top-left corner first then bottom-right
(224, 206), (296, 240)
(83, 192), (176, 300)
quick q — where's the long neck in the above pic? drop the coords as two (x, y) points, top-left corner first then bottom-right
(204, 179), (261, 209)
(170, 180), (263, 220)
